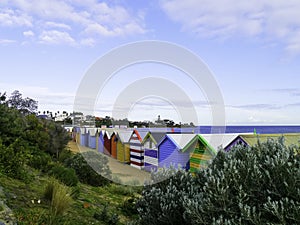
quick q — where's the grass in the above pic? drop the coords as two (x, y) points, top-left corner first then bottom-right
(44, 178), (72, 217)
(0, 169), (142, 224)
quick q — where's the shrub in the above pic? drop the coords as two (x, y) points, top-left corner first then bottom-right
(28, 151), (52, 172)
(49, 164), (78, 187)
(0, 138), (31, 181)
(136, 167), (195, 225)
(184, 139), (300, 224)
(93, 203), (120, 225)
(136, 139), (300, 225)
(121, 197), (138, 216)
(64, 151), (111, 186)
(58, 148), (73, 163)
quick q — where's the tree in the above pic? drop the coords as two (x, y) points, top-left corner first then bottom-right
(0, 91), (6, 103)
(46, 121), (70, 158)
(8, 90), (38, 115)
(0, 102), (25, 146)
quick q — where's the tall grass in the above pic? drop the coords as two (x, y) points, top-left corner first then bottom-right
(44, 178), (72, 224)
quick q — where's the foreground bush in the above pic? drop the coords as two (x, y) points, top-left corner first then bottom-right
(64, 151), (111, 186)
(0, 138), (31, 181)
(49, 164), (79, 186)
(136, 167), (195, 225)
(136, 138), (300, 225)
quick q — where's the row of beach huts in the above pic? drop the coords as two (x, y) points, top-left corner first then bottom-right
(71, 127), (300, 173)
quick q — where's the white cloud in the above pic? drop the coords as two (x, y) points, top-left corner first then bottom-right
(0, 0), (146, 45)
(0, 39), (16, 44)
(160, 0), (300, 55)
(80, 38), (96, 47)
(45, 21), (71, 30)
(0, 8), (32, 27)
(23, 30), (34, 37)
(39, 30), (76, 45)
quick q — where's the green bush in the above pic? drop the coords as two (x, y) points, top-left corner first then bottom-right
(64, 151), (111, 187)
(58, 148), (73, 163)
(0, 138), (31, 181)
(121, 197), (138, 216)
(136, 168), (195, 225)
(28, 151), (52, 172)
(49, 164), (78, 187)
(136, 139), (300, 225)
(93, 203), (120, 225)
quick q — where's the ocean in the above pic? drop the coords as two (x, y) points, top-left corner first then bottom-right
(196, 126), (300, 134)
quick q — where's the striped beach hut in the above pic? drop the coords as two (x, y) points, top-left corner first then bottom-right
(116, 130), (132, 163)
(87, 128), (98, 149)
(157, 133), (196, 170)
(129, 130), (148, 169)
(185, 135), (216, 173)
(143, 132), (166, 172)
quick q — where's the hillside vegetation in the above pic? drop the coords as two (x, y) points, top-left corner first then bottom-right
(0, 91), (141, 224)
(0, 90), (299, 225)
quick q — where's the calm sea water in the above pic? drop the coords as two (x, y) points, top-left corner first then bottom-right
(196, 126), (300, 134)
(141, 126), (300, 134)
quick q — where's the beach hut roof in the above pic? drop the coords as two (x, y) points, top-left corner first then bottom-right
(87, 128), (97, 136)
(181, 134), (216, 154)
(142, 131), (166, 145)
(158, 134), (196, 150)
(200, 133), (241, 151)
(104, 129), (115, 139)
(117, 130), (132, 143)
(80, 127), (86, 134)
(138, 130), (149, 140)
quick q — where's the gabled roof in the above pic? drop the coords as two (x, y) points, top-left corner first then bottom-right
(116, 130), (132, 143)
(157, 134), (196, 150)
(128, 129), (147, 142)
(138, 130), (149, 140)
(80, 127), (86, 134)
(104, 129), (115, 139)
(182, 134), (216, 154)
(86, 128), (98, 136)
(201, 133), (241, 151)
(98, 129), (106, 136)
(142, 131), (166, 145)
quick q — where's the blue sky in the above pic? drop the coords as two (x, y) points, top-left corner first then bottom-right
(0, 0), (300, 125)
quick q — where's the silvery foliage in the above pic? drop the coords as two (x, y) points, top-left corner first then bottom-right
(137, 166), (197, 225)
(137, 137), (300, 225)
(185, 137), (300, 225)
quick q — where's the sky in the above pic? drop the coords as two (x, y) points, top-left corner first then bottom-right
(0, 0), (300, 125)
